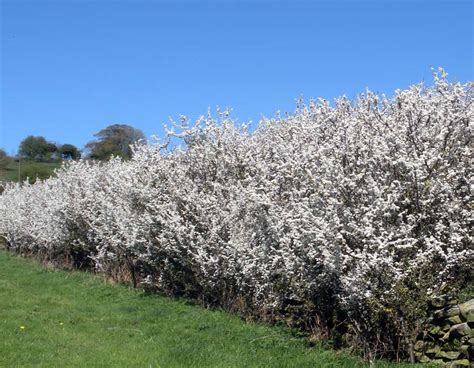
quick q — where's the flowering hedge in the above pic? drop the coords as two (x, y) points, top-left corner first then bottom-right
(1, 70), (472, 360)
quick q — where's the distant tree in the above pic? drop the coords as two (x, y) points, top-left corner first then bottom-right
(58, 144), (81, 160)
(86, 124), (145, 160)
(0, 149), (10, 170)
(19, 136), (58, 161)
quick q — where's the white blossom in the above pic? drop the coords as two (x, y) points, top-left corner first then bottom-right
(1, 69), (472, 324)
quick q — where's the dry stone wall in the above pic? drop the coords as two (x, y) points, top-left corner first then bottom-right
(415, 297), (474, 367)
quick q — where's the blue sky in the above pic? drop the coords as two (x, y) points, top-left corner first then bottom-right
(1, 0), (472, 155)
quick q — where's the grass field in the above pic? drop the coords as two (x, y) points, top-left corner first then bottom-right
(0, 251), (427, 367)
(0, 160), (60, 183)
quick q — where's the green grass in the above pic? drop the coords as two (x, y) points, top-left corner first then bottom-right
(0, 160), (60, 183)
(0, 251), (424, 367)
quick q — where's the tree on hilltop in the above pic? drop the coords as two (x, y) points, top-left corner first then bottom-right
(18, 136), (58, 161)
(58, 144), (81, 160)
(86, 124), (145, 160)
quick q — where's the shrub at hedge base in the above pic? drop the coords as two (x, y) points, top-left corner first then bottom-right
(1, 69), (472, 362)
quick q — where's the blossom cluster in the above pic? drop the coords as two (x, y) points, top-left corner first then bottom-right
(1, 70), (472, 355)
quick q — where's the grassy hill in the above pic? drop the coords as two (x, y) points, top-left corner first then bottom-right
(0, 250), (426, 367)
(0, 160), (61, 183)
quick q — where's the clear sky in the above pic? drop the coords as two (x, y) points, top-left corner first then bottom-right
(1, 0), (472, 155)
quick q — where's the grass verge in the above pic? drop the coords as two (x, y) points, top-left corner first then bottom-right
(0, 250), (425, 367)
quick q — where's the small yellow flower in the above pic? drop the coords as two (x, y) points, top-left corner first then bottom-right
(20, 326), (25, 330)
(59, 322), (64, 326)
